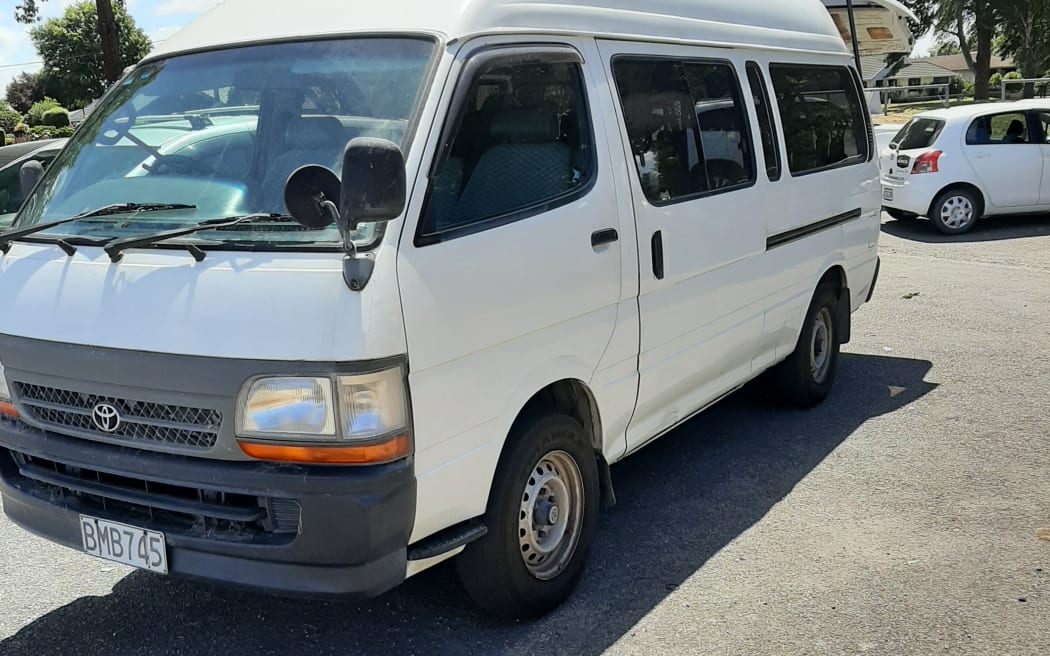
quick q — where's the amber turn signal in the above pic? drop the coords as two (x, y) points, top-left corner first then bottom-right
(0, 401), (18, 418)
(238, 434), (410, 464)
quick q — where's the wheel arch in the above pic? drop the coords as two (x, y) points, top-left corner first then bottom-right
(816, 264), (851, 344)
(929, 182), (986, 218)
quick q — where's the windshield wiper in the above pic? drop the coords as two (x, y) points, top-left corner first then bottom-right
(0, 203), (197, 255)
(103, 213), (297, 263)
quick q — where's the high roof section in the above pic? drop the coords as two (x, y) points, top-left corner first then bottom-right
(148, 0), (849, 62)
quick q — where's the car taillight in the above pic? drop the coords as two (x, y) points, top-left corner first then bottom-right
(911, 150), (941, 174)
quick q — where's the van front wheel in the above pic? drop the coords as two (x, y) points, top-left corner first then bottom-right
(457, 414), (599, 619)
(772, 284), (841, 407)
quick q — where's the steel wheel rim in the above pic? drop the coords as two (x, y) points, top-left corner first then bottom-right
(940, 195), (974, 230)
(810, 307), (833, 384)
(518, 450), (585, 581)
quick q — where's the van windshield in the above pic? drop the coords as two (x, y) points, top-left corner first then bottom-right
(13, 37), (434, 250)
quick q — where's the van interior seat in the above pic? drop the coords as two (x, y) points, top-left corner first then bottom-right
(259, 115), (347, 212)
(446, 109), (572, 227)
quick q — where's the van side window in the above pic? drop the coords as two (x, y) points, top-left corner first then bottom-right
(966, 112), (1032, 145)
(420, 59), (594, 238)
(768, 64), (869, 175)
(612, 58), (754, 204)
(745, 62), (782, 181)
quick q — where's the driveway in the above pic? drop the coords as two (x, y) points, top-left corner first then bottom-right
(1, 213), (1048, 655)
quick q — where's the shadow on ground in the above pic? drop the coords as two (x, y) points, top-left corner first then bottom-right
(0, 353), (936, 656)
(881, 212), (1050, 243)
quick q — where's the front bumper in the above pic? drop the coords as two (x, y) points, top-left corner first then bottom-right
(0, 418), (416, 598)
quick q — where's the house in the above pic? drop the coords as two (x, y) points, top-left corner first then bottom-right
(912, 54), (1016, 84)
(872, 60), (960, 100)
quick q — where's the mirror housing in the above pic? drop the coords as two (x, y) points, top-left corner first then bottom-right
(19, 160), (44, 200)
(339, 138), (406, 229)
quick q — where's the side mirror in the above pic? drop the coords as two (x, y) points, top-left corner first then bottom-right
(284, 165), (341, 229)
(339, 138), (406, 229)
(19, 160), (44, 200)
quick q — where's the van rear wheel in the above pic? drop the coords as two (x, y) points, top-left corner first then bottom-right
(771, 284), (841, 407)
(457, 414), (599, 619)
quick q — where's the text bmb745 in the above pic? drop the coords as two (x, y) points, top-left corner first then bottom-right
(0, 0), (880, 618)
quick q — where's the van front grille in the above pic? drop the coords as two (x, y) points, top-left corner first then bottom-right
(13, 383), (221, 450)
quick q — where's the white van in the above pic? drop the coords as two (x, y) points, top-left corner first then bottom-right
(0, 0), (881, 618)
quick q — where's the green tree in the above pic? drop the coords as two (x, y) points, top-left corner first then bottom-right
(0, 101), (22, 133)
(932, 41), (963, 57)
(27, 1), (150, 109)
(901, 0), (1000, 100)
(4, 71), (45, 113)
(997, 0), (1050, 98)
(16, 0), (126, 85)
(25, 97), (60, 126)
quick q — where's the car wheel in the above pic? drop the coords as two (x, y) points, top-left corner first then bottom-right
(931, 189), (980, 235)
(457, 413), (599, 619)
(771, 284), (841, 408)
(885, 208), (918, 221)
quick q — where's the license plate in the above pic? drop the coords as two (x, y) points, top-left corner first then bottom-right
(80, 515), (168, 574)
(882, 187), (894, 201)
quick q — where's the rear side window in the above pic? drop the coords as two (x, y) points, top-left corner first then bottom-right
(891, 118), (945, 150)
(768, 64), (869, 175)
(612, 58), (755, 204)
(745, 62), (782, 181)
(966, 112), (1032, 145)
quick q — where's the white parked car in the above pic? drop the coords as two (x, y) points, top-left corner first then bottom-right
(880, 101), (1050, 234)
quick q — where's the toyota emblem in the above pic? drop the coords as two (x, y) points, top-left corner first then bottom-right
(91, 403), (122, 433)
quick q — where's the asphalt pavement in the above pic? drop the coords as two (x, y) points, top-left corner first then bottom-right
(1, 213), (1048, 655)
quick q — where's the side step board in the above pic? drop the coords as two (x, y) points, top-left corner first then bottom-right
(407, 518), (487, 561)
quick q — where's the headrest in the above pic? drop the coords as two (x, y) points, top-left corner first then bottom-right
(490, 110), (558, 144)
(285, 116), (346, 148)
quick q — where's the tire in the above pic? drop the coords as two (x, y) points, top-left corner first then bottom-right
(930, 188), (980, 235)
(771, 284), (841, 408)
(457, 413), (599, 619)
(885, 208), (918, 221)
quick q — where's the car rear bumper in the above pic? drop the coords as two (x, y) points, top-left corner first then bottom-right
(881, 177), (934, 216)
(0, 417), (416, 598)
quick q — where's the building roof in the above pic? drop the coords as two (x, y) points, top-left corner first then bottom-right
(859, 55), (892, 81)
(884, 60), (958, 80)
(148, 0), (850, 62)
(914, 54), (1016, 72)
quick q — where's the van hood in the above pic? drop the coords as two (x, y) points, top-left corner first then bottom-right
(0, 244), (406, 362)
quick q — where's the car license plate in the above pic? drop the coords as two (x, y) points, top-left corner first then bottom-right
(80, 515), (168, 574)
(882, 186), (894, 201)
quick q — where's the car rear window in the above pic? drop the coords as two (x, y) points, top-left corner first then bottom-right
(891, 118), (944, 150)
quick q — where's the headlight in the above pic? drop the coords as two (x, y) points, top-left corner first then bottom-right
(0, 359), (17, 417)
(0, 359), (10, 402)
(337, 369), (407, 440)
(237, 377), (336, 439)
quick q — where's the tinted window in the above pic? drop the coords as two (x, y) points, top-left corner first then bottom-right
(1037, 112), (1050, 143)
(966, 113), (1031, 145)
(746, 62), (782, 181)
(613, 58), (755, 204)
(892, 117), (945, 150)
(422, 59), (593, 237)
(0, 152), (57, 215)
(769, 64), (869, 175)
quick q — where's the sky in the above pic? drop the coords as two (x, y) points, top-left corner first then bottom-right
(0, 0), (221, 93)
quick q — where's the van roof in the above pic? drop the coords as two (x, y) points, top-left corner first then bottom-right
(147, 0), (850, 62)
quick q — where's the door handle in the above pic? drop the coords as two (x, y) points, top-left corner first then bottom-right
(591, 228), (619, 248)
(651, 231), (664, 280)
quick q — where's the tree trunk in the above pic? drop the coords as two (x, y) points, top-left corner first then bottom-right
(972, 1), (994, 100)
(95, 0), (123, 84)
